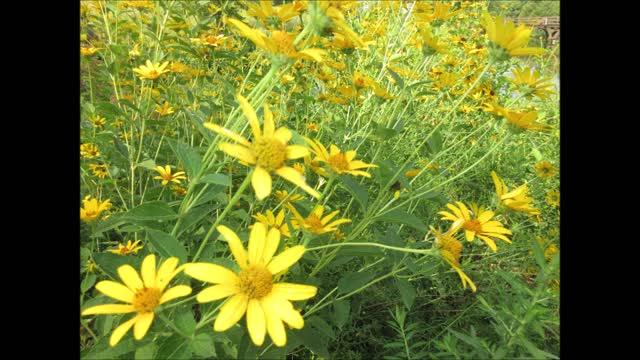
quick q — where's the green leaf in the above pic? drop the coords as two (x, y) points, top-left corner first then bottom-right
(307, 316), (336, 340)
(376, 209), (428, 232)
(531, 147), (543, 161)
(339, 175), (368, 211)
(124, 201), (178, 221)
(134, 342), (157, 360)
(395, 278), (416, 310)
(81, 273), (97, 293)
(338, 270), (376, 295)
(146, 228), (188, 263)
(289, 326), (330, 359)
(80, 247), (91, 264)
(190, 333), (216, 358)
(333, 300), (350, 329)
(184, 109), (213, 143)
(84, 338), (136, 360)
(519, 337), (559, 359)
(168, 140), (202, 179)
(93, 212), (126, 235)
(94, 253), (143, 280)
(199, 173), (231, 186)
(113, 134), (130, 159)
(174, 310), (196, 337)
(177, 205), (213, 236)
(156, 335), (192, 359)
(387, 67), (405, 89)
(426, 130), (443, 154)
(136, 159), (156, 170)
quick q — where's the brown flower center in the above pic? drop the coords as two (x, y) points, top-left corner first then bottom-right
(328, 153), (350, 172)
(306, 216), (325, 234)
(462, 219), (483, 233)
(133, 287), (162, 313)
(437, 234), (462, 264)
(253, 137), (287, 172)
(238, 265), (273, 299)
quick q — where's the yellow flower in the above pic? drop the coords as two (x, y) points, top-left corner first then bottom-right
(414, 2), (463, 23)
(252, 209), (291, 238)
(190, 34), (227, 47)
(185, 224), (317, 347)
(333, 229), (346, 241)
(317, 1), (369, 50)
(286, 204), (351, 235)
(431, 223), (476, 292)
(81, 255), (192, 347)
(535, 161), (556, 179)
(245, 0), (302, 26)
(306, 122), (320, 132)
(275, 190), (304, 203)
(480, 11), (546, 60)
(80, 143), (100, 159)
(90, 115), (106, 129)
(225, 18), (327, 63)
(154, 165), (187, 186)
(155, 101), (175, 116)
(89, 163), (109, 179)
(490, 171), (540, 215)
(545, 190), (560, 208)
(80, 195), (112, 222)
(484, 103), (550, 131)
(129, 44), (141, 57)
(133, 60), (170, 80)
(81, 47), (101, 56)
(416, 25), (449, 55)
(171, 185), (187, 196)
(305, 138), (378, 178)
(508, 66), (557, 100)
(204, 95), (320, 200)
(108, 240), (144, 255)
(438, 202), (512, 252)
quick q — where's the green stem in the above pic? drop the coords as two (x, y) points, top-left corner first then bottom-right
(192, 169), (254, 261)
(80, 319), (99, 342)
(307, 242), (435, 255)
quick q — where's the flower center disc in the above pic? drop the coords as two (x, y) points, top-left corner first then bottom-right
(328, 153), (349, 172)
(239, 265), (273, 299)
(271, 31), (296, 56)
(306, 216), (325, 234)
(463, 219), (483, 233)
(133, 287), (162, 313)
(437, 235), (463, 263)
(253, 137), (287, 172)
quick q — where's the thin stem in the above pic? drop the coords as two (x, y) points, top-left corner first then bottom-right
(306, 242), (435, 255)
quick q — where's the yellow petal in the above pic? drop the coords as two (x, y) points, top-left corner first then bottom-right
(274, 127), (292, 144)
(247, 299), (266, 346)
(464, 230), (475, 242)
(263, 299), (287, 347)
(141, 254), (156, 289)
(118, 265), (144, 292)
(252, 166), (272, 201)
(217, 225), (249, 269)
(263, 105), (275, 138)
(227, 18), (267, 50)
(197, 284), (240, 302)
(109, 316), (137, 347)
(269, 297), (304, 329)
(267, 245), (305, 274)
(214, 293), (249, 332)
(275, 166), (320, 199)
(204, 123), (251, 147)
(286, 145), (309, 160)
(133, 312), (154, 340)
(249, 222), (268, 265)
(184, 262), (239, 285)
(95, 281), (134, 303)
(297, 48), (327, 62)
(82, 304), (136, 316)
(219, 142), (257, 164)
(238, 95), (262, 140)
(262, 228), (281, 265)
(271, 283), (317, 301)
(156, 257), (180, 291)
(159, 285), (192, 304)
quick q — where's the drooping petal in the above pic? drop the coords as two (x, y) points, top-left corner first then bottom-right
(464, 230), (475, 242)
(217, 225), (249, 269)
(95, 281), (134, 303)
(269, 297), (304, 329)
(297, 48), (327, 62)
(184, 263), (239, 285)
(214, 293), (249, 332)
(275, 166), (320, 199)
(133, 312), (155, 340)
(197, 284), (240, 302)
(273, 127), (292, 144)
(237, 95), (262, 140)
(262, 228), (281, 265)
(262, 299), (287, 347)
(109, 316), (137, 347)
(249, 222), (268, 265)
(286, 145), (309, 160)
(247, 299), (267, 346)
(271, 283), (317, 301)
(204, 123), (251, 147)
(159, 285), (192, 304)
(267, 245), (305, 274)
(252, 166), (272, 201)
(219, 143), (257, 164)
(118, 265), (144, 292)
(263, 105), (275, 138)
(82, 304), (136, 316)
(140, 254), (156, 289)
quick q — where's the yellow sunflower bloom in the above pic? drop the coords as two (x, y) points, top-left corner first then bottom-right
(245, 0), (302, 26)
(80, 143), (100, 158)
(252, 209), (291, 238)
(108, 240), (144, 256)
(81, 46), (101, 56)
(305, 138), (378, 178)
(545, 190), (560, 208)
(535, 161), (557, 179)
(155, 101), (175, 116)
(480, 11), (546, 61)
(490, 171), (540, 215)
(438, 202), (512, 252)
(185, 224), (317, 347)
(154, 165), (187, 186)
(204, 95), (320, 200)
(431, 223), (476, 292)
(286, 204), (351, 235)
(89, 163), (109, 179)
(484, 103), (550, 131)
(80, 195), (112, 222)
(81, 254), (192, 347)
(133, 59), (171, 80)
(508, 66), (557, 101)
(275, 190), (304, 203)
(225, 18), (327, 63)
